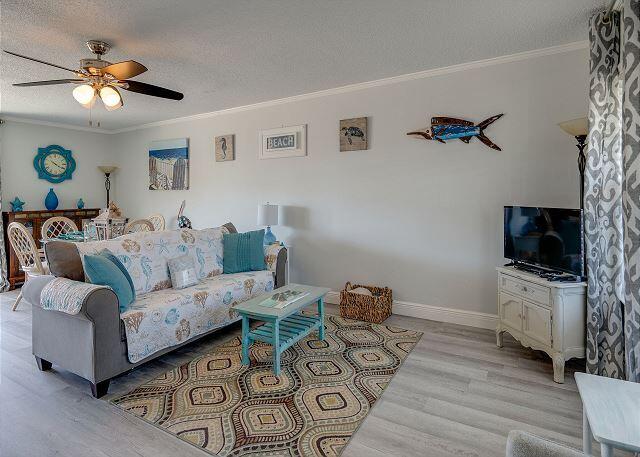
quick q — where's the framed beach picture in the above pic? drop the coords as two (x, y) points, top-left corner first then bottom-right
(259, 124), (307, 159)
(215, 134), (235, 162)
(148, 138), (189, 190)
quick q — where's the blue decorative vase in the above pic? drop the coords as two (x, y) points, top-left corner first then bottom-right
(263, 226), (277, 245)
(44, 188), (59, 210)
(77, 198), (85, 209)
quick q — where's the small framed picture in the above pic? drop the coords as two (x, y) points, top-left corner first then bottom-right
(215, 134), (235, 162)
(259, 124), (307, 159)
(340, 117), (368, 151)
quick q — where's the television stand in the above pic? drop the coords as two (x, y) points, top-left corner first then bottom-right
(496, 266), (586, 383)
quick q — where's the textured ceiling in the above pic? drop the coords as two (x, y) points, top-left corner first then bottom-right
(1, 0), (602, 131)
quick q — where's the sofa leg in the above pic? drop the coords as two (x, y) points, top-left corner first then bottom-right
(34, 356), (52, 371)
(90, 379), (110, 398)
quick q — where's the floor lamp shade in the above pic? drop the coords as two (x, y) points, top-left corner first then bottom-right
(257, 204), (279, 227)
(258, 204), (278, 245)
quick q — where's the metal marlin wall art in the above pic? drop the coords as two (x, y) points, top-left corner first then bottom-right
(407, 114), (504, 151)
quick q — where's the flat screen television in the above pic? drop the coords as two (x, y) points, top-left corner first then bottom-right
(504, 206), (584, 276)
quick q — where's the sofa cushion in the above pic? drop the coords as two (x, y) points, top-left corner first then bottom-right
(120, 270), (274, 363)
(84, 254), (135, 312)
(77, 227), (227, 295)
(223, 229), (266, 273)
(44, 241), (84, 281)
(222, 222), (238, 233)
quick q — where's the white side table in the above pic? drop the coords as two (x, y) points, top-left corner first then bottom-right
(575, 372), (640, 456)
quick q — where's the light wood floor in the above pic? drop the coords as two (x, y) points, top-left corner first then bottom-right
(0, 289), (603, 457)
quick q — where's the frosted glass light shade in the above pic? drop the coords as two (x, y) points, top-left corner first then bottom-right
(73, 84), (97, 108)
(257, 204), (278, 226)
(99, 86), (123, 111)
(558, 117), (588, 137)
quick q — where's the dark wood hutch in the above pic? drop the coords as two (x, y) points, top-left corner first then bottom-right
(2, 208), (100, 289)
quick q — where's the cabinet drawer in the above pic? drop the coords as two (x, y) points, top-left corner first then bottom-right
(523, 300), (552, 346)
(500, 275), (550, 306)
(499, 292), (523, 332)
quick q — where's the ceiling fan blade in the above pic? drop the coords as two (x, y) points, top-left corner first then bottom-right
(13, 79), (84, 87)
(101, 60), (147, 79)
(122, 80), (183, 100)
(3, 50), (79, 74)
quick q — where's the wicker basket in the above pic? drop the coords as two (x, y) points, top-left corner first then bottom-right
(339, 282), (392, 324)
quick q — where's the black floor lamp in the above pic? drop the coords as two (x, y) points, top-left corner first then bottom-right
(558, 118), (588, 209)
(97, 165), (118, 208)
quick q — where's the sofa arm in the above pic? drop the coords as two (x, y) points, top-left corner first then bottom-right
(506, 431), (584, 457)
(21, 275), (56, 307)
(32, 278), (121, 384)
(265, 244), (287, 288)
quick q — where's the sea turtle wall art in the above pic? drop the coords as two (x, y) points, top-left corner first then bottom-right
(407, 114), (504, 151)
(340, 117), (368, 151)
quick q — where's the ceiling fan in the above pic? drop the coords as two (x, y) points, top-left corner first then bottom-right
(4, 40), (184, 111)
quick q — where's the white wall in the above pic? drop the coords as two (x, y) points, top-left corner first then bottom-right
(110, 47), (587, 319)
(1, 122), (112, 211)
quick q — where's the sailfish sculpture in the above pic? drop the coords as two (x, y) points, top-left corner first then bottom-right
(407, 114), (504, 151)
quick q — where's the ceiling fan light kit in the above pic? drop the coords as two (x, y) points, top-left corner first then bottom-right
(99, 86), (123, 110)
(4, 40), (183, 113)
(72, 84), (97, 107)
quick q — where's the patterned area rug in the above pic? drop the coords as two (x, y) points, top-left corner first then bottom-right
(111, 314), (422, 456)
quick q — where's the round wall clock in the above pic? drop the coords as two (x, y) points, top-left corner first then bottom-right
(33, 145), (76, 183)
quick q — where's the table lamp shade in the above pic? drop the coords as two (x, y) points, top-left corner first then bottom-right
(258, 204), (278, 226)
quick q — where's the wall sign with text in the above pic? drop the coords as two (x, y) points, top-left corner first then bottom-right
(259, 124), (307, 159)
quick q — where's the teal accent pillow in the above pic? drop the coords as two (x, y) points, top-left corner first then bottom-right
(223, 229), (266, 274)
(84, 254), (135, 313)
(99, 249), (135, 300)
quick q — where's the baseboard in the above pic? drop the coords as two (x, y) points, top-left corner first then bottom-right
(324, 291), (498, 330)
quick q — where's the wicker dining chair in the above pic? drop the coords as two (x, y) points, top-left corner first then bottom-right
(123, 218), (154, 234)
(7, 222), (49, 311)
(41, 216), (78, 241)
(147, 214), (166, 231)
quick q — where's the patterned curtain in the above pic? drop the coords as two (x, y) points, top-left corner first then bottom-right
(586, 1), (640, 382)
(622, 0), (640, 382)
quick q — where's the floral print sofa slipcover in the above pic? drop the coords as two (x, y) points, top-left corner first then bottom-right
(75, 227), (278, 363)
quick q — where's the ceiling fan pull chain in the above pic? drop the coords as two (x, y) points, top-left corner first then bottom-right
(88, 106), (100, 128)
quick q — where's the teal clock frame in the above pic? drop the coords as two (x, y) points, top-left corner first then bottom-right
(34, 145), (76, 184)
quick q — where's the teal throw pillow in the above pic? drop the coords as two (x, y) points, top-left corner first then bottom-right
(223, 229), (266, 274)
(84, 254), (135, 313)
(99, 249), (135, 300)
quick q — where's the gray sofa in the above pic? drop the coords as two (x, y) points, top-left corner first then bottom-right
(24, 222), (287, 398)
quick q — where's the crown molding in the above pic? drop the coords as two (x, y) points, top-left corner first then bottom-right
(111, 40), (588, 133)
(0, 116), (111, 134)
(3, 40), (588, 135)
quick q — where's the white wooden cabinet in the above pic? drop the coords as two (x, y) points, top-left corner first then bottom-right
(496, 266), (586, 383)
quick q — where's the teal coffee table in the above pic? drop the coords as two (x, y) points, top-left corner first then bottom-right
(235, 284), (330, 375)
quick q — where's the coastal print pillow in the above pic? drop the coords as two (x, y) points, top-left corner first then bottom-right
(168, 255), (198, 289)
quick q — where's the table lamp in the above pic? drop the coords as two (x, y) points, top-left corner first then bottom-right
(258, 203), (279, 245)
(558, 117), (588, 209)
(98, 165), (118, 208)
